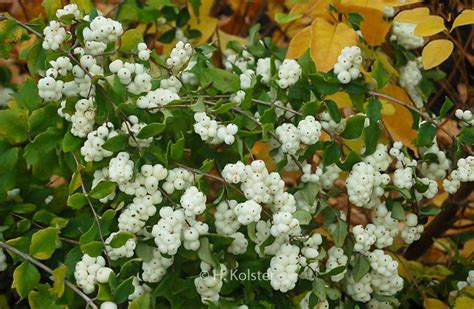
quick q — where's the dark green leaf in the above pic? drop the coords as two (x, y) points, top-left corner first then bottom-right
(89, 181), (116, 199)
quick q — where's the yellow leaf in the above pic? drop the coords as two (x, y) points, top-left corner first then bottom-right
(213, 29), (247, 53)
(286, 26), (312, 59)
(383, 0), (423, 7)
(414, 16), (446, 36)
(381, 84), (418, 152)
(310, 18), (358, 72)
(188, 0), (218, 45)
(423, 298), (448, 309)
(360, 9), (391, 46)
(451, 9), (474, 31)
(422, 39), (453, 70)
(461, 238), (474, 258)
(338, 0), (384, 12)
(455, 296), (474, 309)
(394, 7), (430, 23)
(325, 92), (353, 108)
(380, 100), (395, 116)
(290, 0), (334, 20)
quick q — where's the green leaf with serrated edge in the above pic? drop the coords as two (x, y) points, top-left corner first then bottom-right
(12, 261), (40, 298)
(29, 227), (59, 260)
(89, 181), (116, 199)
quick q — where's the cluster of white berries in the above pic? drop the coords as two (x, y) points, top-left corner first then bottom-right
(326, 247), (348, 282)
(239, 69), (255, 90)
(277, 59), (302, 89)
(363, 144), (392, 172)
(443, 156), (474, 194)
(74, 254), (112, 294)
(38, 76), (64, 101)
(47, 56), (73, 77)
(234, 200), (262, 225)
(320, 111), (346, 134)
(83, 16), (123, 55)
(230, 90), (246, 104)
(180, 186), (207, 217)
(455, 109), (473, 126)
(43, 21), (68, 50)
(167, 41), (193, 69)
(372, 204), (399, 248)
(344, 273), (373, 302)
(108, 152), (134, 184)
(419, 142), (451, 180)
(318, 163), (342, 190)
(151, 207), (186, 255)
(137, 42), (151, 61)
(194, 263), (227, 304)
(109, 60), (151, 95)
(455, 270), (474, 291)
(276, 116), (322, 154)
(117, 195), (158, 233)
(256, 57), (280, 84)
(399, 59), (424, 107)
(92, 168), (116, 203)
(105, 232), (136, 260)
(141, 248), (173, 283)
(334, 46), (362, 84)
(160, 76), (182, 93)
(368, 250), (398, 277)
(353, 224), (377, 254)
(394, 167), (414, 189)
(390, 22), (424, 49)
(401, 213), (423, 244)
(268, 244), (300, 292)
(68, 97), (96, 138)
(117, 164), (167, 199)
(299, 234), (323, 280)
(223, 49), (254, 72)
(193, 112), (238, 145)
(301, 163), (322, 183)
(56, 3), (81, 20)
(121, 115), (153, 148)
(136, 88), (180, 111)
(346, 162), (390, 208)
(227, 232), (248, 255)
(270, 211), (300, 237)
(129, 277), (151, 300)
(162, 167), (194, 194)
(214, 200), (240, 235)
(81, 122), (116, 162)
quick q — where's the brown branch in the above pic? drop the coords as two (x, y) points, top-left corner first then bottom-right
(404, 182), (473, 260)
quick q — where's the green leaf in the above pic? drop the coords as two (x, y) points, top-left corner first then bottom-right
(113, 277), (135, 304)
(202, 68), (240, 93)
(12, 203), (37, 214)
(293, 209), (312, 225)
(176, 8), (190, 27)
(275, 12), (302, 24)
(27, 41), (48, 75)
(137, 122), (166, 139)
(50, 264), (68, 297)
(371, 61), (390, 89)
(13, 79), (41, 111)
(89, 181), (116, 199)
(28, 283), (63, 309)
(325, 100), (341, 123)
(62, 130), (81, 153)
(415, 122), (436, 147)
(439, 97), (453, 118)
(352, 255), (370, 282)
(419, 205), (441, 217)
(341, 115), (365, 139)
(102, 133), (129, 152)
(80, 241), (103, 257)
(322, 142), (341, 166)
(332, 220), (347, 247)
(460, 127), (474, 145)
(363, 123), (381, 155)
(0, 146), (19, 171)
(69, 170), (82, 195)
(170, 133), (185, 160)
(301, 101), (320, 116)
(197, 237), (218, 269)
(312, 278), (326, 301)
(12, 261), (40, 298)
(388, 200), (405, 220)
(29, 227), (59, 260)
(109, 232), (135, 248)
(42, 0), (62, 19)
(119, 29), (142, 53)
(129, 293), (151, 309)
(366, 97), (382, 123)
(67, 193), (86, 209)
(0, 109), (28, 144)
(71, 0), (93, 13)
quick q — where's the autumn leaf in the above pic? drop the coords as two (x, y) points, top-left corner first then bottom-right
(188, 0), (218, 45)
(337, 0), (384, 12)
(422, 40), (453, 70)
(423, 298), (448, 309)
(451, 9), (474, 31)
(381, 84), (418, 152)
(383, 0), (423, 7)
(213, 29), (247, 53)
(325, 92), (353, 108)
(286, 26), (312, 59)
(414, 16), (446, 36)
(360, 9), (391, 46)
(454, 296), (474, 309)
(289, 0), (334, 20)
(394, 7), (430, 23)
(310, 18), (358, 72)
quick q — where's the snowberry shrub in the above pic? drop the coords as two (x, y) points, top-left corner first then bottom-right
(0, 1), (472, 308)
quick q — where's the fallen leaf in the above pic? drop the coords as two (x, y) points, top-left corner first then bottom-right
(188, 0), (218, 45)
(381, 84), (418, 152)
(422, 39), (454, 69)
(286, 26), (312, 59)
(451, 9), (474, 31)
(394, 7), (430, 23)
(310, 18), (358, 72)
(414, 16), (446, 36)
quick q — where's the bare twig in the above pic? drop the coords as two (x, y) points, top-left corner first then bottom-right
(0, 241), (98, 309)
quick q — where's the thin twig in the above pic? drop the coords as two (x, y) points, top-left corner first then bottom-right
(0, 241), (98, 309)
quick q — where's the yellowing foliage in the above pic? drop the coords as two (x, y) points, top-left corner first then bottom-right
(310, 18), (358, 72)
(423, 298), (449, 309)
(451, 9), (474, 31)
(286, 26), (312, 59)
(394, 7), (430, 23)
(422, 40), (454, 70)
(289, 0), (334, 20)
(188, 0), (218, 45)
(360, 9), (391, 46)
(415, 16), (446, 36)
